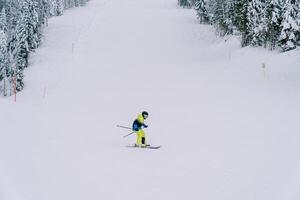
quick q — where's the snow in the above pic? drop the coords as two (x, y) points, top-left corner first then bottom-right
(1, 0), (300, 199)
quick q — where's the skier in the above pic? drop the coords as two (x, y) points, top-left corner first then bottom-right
(132, 111), (149, 147)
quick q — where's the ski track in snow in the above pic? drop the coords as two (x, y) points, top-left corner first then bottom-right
(1, 0), (300, 199)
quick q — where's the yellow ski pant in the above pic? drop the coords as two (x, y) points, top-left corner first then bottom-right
(136, 129), (146, 146)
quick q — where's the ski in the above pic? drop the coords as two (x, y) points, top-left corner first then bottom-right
(126, 145), (161, 149)
(147, 146), (161, 149)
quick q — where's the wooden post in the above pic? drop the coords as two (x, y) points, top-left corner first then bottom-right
(43, 86), (47, 99)
(72, 43), (75, 58)
(262, 63), (266, 79)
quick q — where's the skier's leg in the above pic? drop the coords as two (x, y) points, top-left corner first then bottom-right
(136, 130), (143, 146)
(141, 130), (146, 146)
(142, 137), (145, 145)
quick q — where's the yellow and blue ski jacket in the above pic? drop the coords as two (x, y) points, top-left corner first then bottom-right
(132, 114), (147, 131)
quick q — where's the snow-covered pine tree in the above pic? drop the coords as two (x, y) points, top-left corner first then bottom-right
(188, 0), (197, 7)
(178, 0), (191, 8)
(37, 0), (50, 28)
(5, 0), (18, 93)
(222, 0), (236, 35)
(296, 0), (300, 45)
(194, 0), (210, 24)
(64, 0), (74, 9)
(6, 0), (19, 37)
(48, 0), (57, 16)
(190, 0), (299, 50)
(232, 0), (250, 46)
(81, 0), (90, 6)
(265, 0), (283, 49)
(11, 2), (31, 91)
(0, 0), (5, 9)
(82, 0), (88, 6)
(279, 0), (299, 51)
(207, 0), (219, 24)
(1, 0), (90, 94)
(58, 0), (64, 15)
(0, 7), (6, 33)
(0, 8), (11, 96)
(74, 0), (80, 7)
(49, 0), (64, 16)
(247, 0), (267, 46)
(37, 0), (50, 42)
(27, 0), (40, 50)
(207, 0), (235, 36)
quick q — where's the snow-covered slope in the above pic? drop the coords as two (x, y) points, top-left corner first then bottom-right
(1, 0), (300, 199)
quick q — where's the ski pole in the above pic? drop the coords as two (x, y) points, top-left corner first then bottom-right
(123, 131), (135, 138)
(117, 125), (132, 130)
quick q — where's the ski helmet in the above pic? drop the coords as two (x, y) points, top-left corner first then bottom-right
(142, 111), (149, 119)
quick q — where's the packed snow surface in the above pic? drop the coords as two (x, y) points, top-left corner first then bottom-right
(1, 0), (300, 199)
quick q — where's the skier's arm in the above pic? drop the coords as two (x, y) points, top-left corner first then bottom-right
(142, 123), (148, 128)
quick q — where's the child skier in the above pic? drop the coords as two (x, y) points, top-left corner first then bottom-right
(132, 111), (149, 147)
